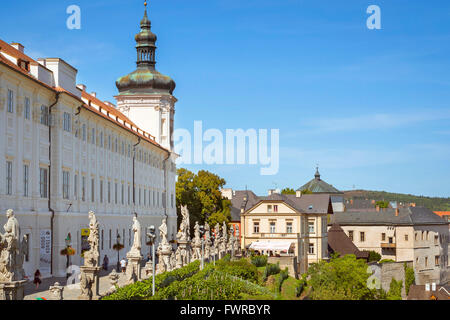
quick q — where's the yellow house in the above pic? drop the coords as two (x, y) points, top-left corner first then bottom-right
(240, 190), (333, 273)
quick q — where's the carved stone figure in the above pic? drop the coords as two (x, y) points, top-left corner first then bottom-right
(175, 247), (183, 269)
(129, 215), (142, 256)
(204, 223), (211, 260)
(191, 222), (202, 261)
(180, 205), (190, 240)
(79, 271), (93, 300)
(107, 270), (119, 294)
(49, 282), (64, 300)
(159, 217), (169, 247)
(0, 209), (26, 282)
(84, 211), (100, 267)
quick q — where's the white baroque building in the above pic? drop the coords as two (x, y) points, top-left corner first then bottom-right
(0, 7), (178, 278)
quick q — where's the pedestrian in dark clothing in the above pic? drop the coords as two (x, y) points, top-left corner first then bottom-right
(33, 269), (42, 289)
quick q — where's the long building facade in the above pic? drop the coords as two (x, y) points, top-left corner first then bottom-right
(0, 7), (178, 278)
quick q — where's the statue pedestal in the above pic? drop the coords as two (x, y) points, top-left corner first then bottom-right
(0, 280), (28, 300)
(177, 240), (191, 267)
(78, 266), (101, 300)
(157, 245), (173, 274)
(125, 252), (143, 284)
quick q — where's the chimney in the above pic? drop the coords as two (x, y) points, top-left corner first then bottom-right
(220, 188), (233, 200)
(77, 84), (86, 92)
(425, 283), (430, 292)
(395, 208), (399, 217)
(268, 189), (275, 196)
(10, 43), (24, 53)
(376, 205), (380, 212)
(91, 92), (97, 98)
(296, 190), (302, 198)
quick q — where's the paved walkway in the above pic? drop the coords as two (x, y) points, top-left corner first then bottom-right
(23, 265), (148, 300)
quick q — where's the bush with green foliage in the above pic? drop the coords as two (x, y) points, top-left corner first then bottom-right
(276, 268), (289, 293)
(379, 259), (396, 264)
(263, 263), (281, 282)
(251, 255), (268, 267)
(306, 254), (380, 300)
(367, 251), (382, 262)
(102, 260), (200, 300)
(215, 258), (259, 283)
(386, 278), (403, 300)
(404, 263), (415, 295)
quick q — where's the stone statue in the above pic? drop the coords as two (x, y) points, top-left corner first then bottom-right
(204, 223), (211, 260)
(179, 205), (190, 241)
(80, 271), (93, 300)
(105, 270), (119, 295)
(159, 217), (169, 247)
(83, 211), (100, 267)
(49, 282), (64, 300)
(130, 215), (142, 256)
(170, 251), (176, 270)
(175, 247), (183, 269)
(191, 222), (202, 261)
(0, 209), (26, 282)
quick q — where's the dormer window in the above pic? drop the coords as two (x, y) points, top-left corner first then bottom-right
(267, 205), (273, 213)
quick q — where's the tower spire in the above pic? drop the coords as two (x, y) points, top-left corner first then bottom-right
(315, 165), (320, 180)
(135, 0), (157, 69)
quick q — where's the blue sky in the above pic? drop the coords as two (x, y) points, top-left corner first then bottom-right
(2, 0), (450, 197)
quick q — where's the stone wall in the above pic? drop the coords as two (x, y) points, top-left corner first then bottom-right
(370, 261), (413, 299)
(267, 256), (298, 279)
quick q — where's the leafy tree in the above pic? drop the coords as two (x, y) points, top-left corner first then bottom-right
(281, 188), (296, 195)
(306, 254), (378, 300)
(375, 200), (389, 209)
(176, 168), (231, 230)
(301, 189), (313, 195)
(386, 278), (403, 300)
(367, 250), (382, 262)
(404, 263), (415, 295)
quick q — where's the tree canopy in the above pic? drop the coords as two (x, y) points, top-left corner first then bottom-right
(281, 188), (296, 195)
(176, 168), (231, 231)
(306, 254), (381, 300)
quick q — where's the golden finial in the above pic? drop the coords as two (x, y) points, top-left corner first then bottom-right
(144, 1), (147, 7)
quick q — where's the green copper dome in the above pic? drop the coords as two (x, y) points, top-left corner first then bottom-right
(116, 6), (175, 95)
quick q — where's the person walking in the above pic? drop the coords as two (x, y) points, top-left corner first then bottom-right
(120, 258), (127, 273)
(33, 269), (42, 289)
(103, 255), (109, 271)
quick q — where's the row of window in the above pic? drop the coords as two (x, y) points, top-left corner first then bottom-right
(416, 255), (448, 268)
(62, 112), (163, 167)
(252, 220), (316, 234)
(62, 170), (174, 208)
(348, 231), (442, 244)
(6, 161), (48, 198)
(6, 90), (49, 125)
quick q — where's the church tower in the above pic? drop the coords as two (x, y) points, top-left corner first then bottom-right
(115, 2), (176, 150)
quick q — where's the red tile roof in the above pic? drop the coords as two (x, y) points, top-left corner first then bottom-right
(0, 39), (168, 153)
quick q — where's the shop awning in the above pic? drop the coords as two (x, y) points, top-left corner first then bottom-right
(248, 241), (294, 252)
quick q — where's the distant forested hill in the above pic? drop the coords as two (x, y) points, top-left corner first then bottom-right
(343, 190), (450, 211)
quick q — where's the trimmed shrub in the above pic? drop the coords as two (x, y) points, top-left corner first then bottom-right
(251, 255), (268, 267)
(263, 263), (281, 282)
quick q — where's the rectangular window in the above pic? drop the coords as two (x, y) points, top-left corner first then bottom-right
(7, 89), (14, 113)
(349, 231), (354, 241)
(108, 136), (111, 150)
(100, 132), (103, 148)
(286, 222), (293, 233)
(82, 176), (86, 201)
(405, 234), (409, 241)
(6, 161), (12, 195)
(23, 164), (29, 197)
(115, 183), (118, 204)
(171, 194), (174, 208)
(139, 188), (141, 206)
(253, 222), (260, 234)
(63, 113), (71, 132)
(101, 230), (104, 251)
(80, 124), (85, 141)
(74, 174), (78, 199)
(128, 186), (130, 205)
(109, 229), (112, 249)
(40, 105), (49, 126)
(270, 221), (276, 233)
(267, 205), (273, 213)
(91, 128), (96, 145)
(121, 184), (124, 205)
(100, 180), (103, 203)
(309, 243), (315, 254)
(274, 205), (278, 213)
(308, 220), (315, 234)
(24, 97), (30, 120)
(434, 235), (439, 245)
(62, 170), (70, 200)
(435, 255), (440, 267)
(360, 232), (365, 242)
(39, 168), (48, 198)
(108, 182), (111, 203)
(91, 178), (95, 202)
(425, 256), (428, 267)
(382, 233), (386, 241)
